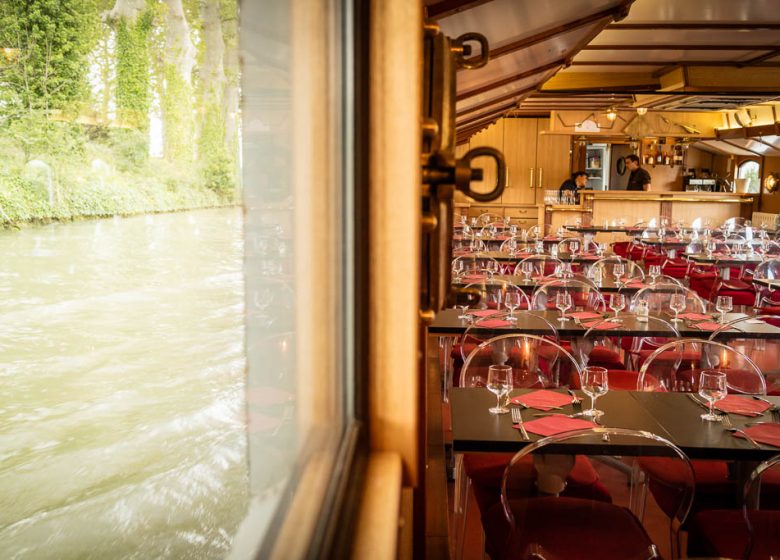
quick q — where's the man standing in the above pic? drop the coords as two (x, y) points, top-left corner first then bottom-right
(625, 154), (651, 191)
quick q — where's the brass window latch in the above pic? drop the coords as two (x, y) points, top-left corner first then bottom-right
(421, 24), (506, 318)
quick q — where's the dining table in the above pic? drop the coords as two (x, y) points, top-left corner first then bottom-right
(452, 274), (642, 294)
(684, 253), (764, 279)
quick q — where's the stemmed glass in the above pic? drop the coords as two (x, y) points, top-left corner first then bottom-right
(457, 303), (470, 320)
(487, 364), (513, 415)
(485, 260), (498, 280)
(505, 291), (522, 322)
(698, 370), (727, 422)
(669, 293), (686, 322)
(706, 239), (717, 257)
(535, 241), (544, 254)
(596, 242), (605, 257)
(503, 216), (511, 228)
(612, 263), (625, 286)
(581, 366), (608, 419)
(609, 293), (625, 319)
(569, 241), (580, 256)
(716, 295), (733, 323)
(520, 261), (534, 282)
(648, 265), (661, 285)
(556, 291), (572, 323)
(452, 259), (464, 281)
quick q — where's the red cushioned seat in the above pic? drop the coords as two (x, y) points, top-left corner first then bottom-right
(687, 509), (780, 559)
(586, 346), (625, 370)
(482, 497), (654, 560)
(464, 453), (611, 517)
(612, 241), (630, 258)
(637, 348), (701, 371)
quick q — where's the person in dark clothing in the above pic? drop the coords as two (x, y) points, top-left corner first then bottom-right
(559, 171), (589, 202)
(625, 154), (651, 191)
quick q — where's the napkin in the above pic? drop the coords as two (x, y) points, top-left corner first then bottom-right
(462, 274), (487, 282)
(677, 312), (713, 321)
(511, 389), (573, 411)
(477, 319), (512, 328)
(579, 254), (600, 260)
(469, 309), (502, 318)
(543, 236), (560, 241)
(520, 416), (598, 437)
(625, 281), (647, 288)
(733, 424), (780, 448)
(566, 311), (602, 320)
(715, 395), (773, 416)
(581, 320), (621, 330)
(693, 321), (724, 332)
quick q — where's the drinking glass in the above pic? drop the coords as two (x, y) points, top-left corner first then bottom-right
(570, 241), (580, 255)
(452, 259), (464, 280)
(521, 261), (534, 281)
(556, 291), (572, 323)
(457, 303), (470, 319)
(596, 242), (605, 256)
(459, 214), (467, 226)
(706, 239), (717, 257)
(505, 291), (522, 322)
(581, 366), (608, 418)
(503, 216), (511, 228)
(698, 370), (727, 422)
(487, 364), (513, 414)
(485, 260), (498, 280)
(669, 293), (686, 322)
(715, 295), (733, 323)
(648, 265), (661, 285)
(612, 263), (625, 286)
(535, 241), (544, 254)
(609, 293), (625, 319)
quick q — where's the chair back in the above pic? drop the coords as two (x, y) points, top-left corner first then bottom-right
(531, 279), (606, 312)
(513, 255), (563, 277)
(496, 429), (694, 560)
(591, 257), (645, 280)
(463, 280), (530, 311)
(638, 338), (767, 394)
(631, 283), (705, 315)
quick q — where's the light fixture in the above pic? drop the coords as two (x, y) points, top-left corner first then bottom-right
(764, 172), (780, 193)
(636, 107), (647, 116)
(606, 107), (618, 122)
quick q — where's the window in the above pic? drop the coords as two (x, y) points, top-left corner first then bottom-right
(737, 160), (761, 193)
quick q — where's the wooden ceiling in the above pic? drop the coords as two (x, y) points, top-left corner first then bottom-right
(427, 0), (780, 143)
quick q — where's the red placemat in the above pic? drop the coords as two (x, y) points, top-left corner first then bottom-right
(462, 274), (487, 282)
(625, 281), (647, 288)
(511, 389), (573, 411)
(678, 312), (713, 321)
(520, 416), (598, 437)
(477, 319), (512, 328)
(469, 309), (501, 318)
(734, 424), (780, 447)
(566, 311), (602, 320)
(694, 321), (724, 331)
(579, 254), (600, 260)
(581, 320), (621, 330)
(543, 236), (560, 241)
(715, 395), (772, 416)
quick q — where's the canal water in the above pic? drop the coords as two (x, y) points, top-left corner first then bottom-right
(0, 208), (248, 559)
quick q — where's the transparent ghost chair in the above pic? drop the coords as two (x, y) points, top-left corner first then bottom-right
(512, 255), (563, 278)
(499, 236), (528, 257)
(479, 212), (504, 227)
(556, 237), (585, 256)
(530, 279), (606, 314)
(590, 256), (646, 282)
(749, 257), (780, 308)
(479, 428), (694, 560)
(462, 280), (530, 313)
(687, 454), (780, 559)
(452, 254), (500, 282)
(631, 283), (705, 316)
(708, 314), (780, 395)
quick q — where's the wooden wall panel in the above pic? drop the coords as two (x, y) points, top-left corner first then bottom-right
(502, 118), (537, 205)
(467, 120), (504, 201)
(536, 118), (573, 198)
(671, 201), (742, 225)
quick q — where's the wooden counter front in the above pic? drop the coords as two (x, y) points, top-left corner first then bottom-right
(545, 191), (756, 241)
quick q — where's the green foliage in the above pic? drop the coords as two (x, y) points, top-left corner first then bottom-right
(114, 11), (153, 130)
(3, 112), (86, 162)
(201, 151), (234, 198)
(0, 0), (99, 112)
(105, 128), (149, 171)
(161, 65), (194, 162)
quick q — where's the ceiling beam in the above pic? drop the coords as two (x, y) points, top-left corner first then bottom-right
(583, 44), (780, 51)
(456, 85), (537, 117)
(570, 60), (780, 68)
(425, 0), (493, 19)
(739, 49), (780, 67)
(719, 138), (765, 157)
(716, 123), (780, 140)
(456, 59), (565, 101)
(457, 104), (515, 128)
(541, 71), (658, 91)
(607, 23), (780, 31)
(462, 3), (624, 66)
(753, 137), (780, 153)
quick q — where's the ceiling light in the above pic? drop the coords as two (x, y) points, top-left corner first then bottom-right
(636, 107), (647, 116)
(606, 108), (618, 122)
(765, 172), (780, 193)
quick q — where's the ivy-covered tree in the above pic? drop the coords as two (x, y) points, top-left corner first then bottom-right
(0, 0), (99, 113)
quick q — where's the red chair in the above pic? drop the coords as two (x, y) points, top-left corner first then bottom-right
(611, 241), (630, 258)
(481, 428), (694, 560)
(687, 454), (780, 559)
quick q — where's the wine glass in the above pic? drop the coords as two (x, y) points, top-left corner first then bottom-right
(612, 263), (625, 286)
(698, 370), (727, 422)
(669, 293), (686, 322)
(596, 242), (605, 256)
(457, 303), (470, 319)
(487, 364), (513, 415)
(706, 239), (717, 257)
(648, 265), (661, 285)
(609, 293), (625, 319)
(581, 366), (608, 419)
(452, 259), (464, 280)
(715, 295), (733, 323)
(505, 291), (522, 322)
(570, 241), (580, 255)
(521, 261), (534, 281)
(556, 291), (572, 323)
(535, 241), (544, 254)
(485, 260), (498, 280)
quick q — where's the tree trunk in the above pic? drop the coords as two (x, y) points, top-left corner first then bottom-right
(162, 0), (196, 162)
(197, 0), (226, 159)
(221, 0), (239, 155)
(108, 0), (147, 25)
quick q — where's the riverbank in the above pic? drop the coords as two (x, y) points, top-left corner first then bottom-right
(0, 170), (238, 229)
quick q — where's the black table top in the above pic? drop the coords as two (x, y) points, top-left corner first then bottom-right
(453, 275), (640, 294)
(685, 253), (763, 266)
(564, 225), (640, 233)
(429, 309), (780, 339)
(473, 251), (612, 263)
(752, 277), (780, 289)
(450, 388), (780, 461)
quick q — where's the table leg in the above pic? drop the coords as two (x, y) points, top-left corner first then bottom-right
(721, 267), (731, 280)
(733, 460), (762, 509)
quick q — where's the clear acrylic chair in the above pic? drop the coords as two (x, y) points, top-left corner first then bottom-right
(688, 454), (780, 559)
(530, 279), (606, 314)
(452, 254), (500, 281)
(480, 428), (694, 560)
(512, 255), (562, 278)
(591, 256), (645, 281)
(630, 283), (706, 316)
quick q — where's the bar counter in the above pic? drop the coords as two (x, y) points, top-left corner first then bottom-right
(546, 190), (756, 242)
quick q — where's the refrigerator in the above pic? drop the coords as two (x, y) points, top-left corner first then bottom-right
(585, 143), (609, 190)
